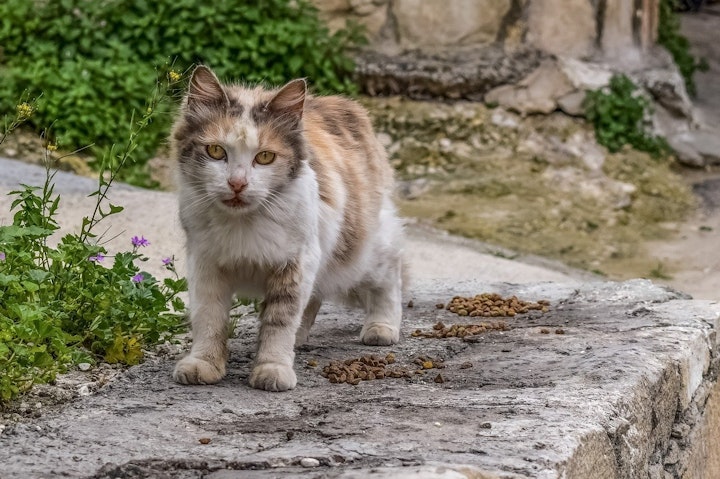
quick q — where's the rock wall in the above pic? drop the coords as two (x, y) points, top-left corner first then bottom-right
(313, 0), (659, 60)
(315, 0), (718, 168)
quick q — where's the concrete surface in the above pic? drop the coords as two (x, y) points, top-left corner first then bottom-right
(2, 158), (720, 478)
(0, 279), (719, 478)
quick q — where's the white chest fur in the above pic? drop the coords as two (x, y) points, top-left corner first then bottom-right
(180, 166), (319, 267)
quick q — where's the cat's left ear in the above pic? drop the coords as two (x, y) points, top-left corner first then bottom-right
(266, 79), (306, 125)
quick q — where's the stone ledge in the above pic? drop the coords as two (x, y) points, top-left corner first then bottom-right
(355, 47), (545, 100)
(0, 279), (718, 478)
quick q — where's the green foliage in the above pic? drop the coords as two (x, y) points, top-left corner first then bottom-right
(658, 0), (708, 96)
(585, 75), (669, 157)
(0, 0), (364, 185)
(0, 86), (187, 403)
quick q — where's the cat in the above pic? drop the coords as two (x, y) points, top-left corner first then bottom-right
(169, 65), (404, 391)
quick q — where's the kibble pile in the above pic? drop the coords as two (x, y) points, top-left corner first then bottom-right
(443, 293), (550, 317)
(321, 354), (447, 385)
(318, 294), (552, 385)
(321, 354), (410, 385)
(411, 320), (509, 339)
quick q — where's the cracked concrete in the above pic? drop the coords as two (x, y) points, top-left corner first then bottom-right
(1, 279), (719, 478)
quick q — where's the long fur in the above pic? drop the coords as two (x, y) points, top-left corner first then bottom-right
(169, 66), (404, 391)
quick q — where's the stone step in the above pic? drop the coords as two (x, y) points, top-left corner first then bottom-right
(0, 279), (718, 478)
(355, 47), (544, 101)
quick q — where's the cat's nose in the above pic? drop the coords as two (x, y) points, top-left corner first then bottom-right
(228, 176), (248, 193)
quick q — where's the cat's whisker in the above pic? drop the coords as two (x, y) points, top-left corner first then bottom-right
(183, 193), (216, 213)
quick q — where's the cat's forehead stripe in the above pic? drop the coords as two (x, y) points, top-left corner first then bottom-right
(225, 120), (259, 150)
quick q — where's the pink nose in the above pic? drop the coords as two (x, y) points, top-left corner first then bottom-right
(228, 177), (247, 193)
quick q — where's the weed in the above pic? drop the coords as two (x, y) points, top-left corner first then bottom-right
(658, 0), (709, 97)
(584, 75), (669, 156)
(227, 297), (257, 339)
(0, 77), (187, 403)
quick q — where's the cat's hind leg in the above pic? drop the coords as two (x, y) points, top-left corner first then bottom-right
(359, 256), (403, 346)
(295, 297), (322, 347)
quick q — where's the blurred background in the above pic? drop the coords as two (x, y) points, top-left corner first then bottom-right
(1, 0), (719, 298)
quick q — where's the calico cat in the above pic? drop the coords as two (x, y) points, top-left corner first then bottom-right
(170, 66), (404, 391)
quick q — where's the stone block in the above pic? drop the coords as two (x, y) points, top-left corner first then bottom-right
(557, 90), (587, 116)
(527, 0), (597, 58)
(558, 58), (613, 90)
(668, 130), (720, 167)
(2, 278), (720, 478)
(485, 59), (575, 114)
(602, 0), (636, 58)
(392, 0), (511, 49)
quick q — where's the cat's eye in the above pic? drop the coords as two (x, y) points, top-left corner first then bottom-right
(206, 144), (226, 160)
(254, 151), (276, 165)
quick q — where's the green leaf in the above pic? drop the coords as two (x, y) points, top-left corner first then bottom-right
(108, 203), (124, 214)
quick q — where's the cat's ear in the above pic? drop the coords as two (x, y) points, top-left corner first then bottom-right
(186, 65), (228, 109)
(266, 79), (306, 125)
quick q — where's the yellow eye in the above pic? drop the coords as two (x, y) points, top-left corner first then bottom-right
(254, 151), (276, 165)
(206, 144), (226, 160)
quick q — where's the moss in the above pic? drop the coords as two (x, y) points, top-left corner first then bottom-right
(366, 98), (695, 278)
(604, 151), (694, 225)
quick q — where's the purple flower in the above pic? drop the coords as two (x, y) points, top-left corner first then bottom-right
(0, 252), (5, 261)
(131, 273), (144, 283)
(162, 257), (173, 266)
(131, 236), (150, 247)
(88, 254), (105, 263)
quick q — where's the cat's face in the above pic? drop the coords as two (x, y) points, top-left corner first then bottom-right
(173, 66), (306, 215)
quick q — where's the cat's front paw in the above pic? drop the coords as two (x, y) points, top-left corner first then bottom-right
(360, 323), (399, 346)
(173, 355), (226, 385)
(249, 362), (297, 392)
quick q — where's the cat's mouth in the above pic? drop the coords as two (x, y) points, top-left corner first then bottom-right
(221, 197), (248, 208)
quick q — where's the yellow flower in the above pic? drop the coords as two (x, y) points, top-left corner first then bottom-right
(46, 143), (58, 152)
(168, 70), (181, 83)
(16, 102), (34, 119)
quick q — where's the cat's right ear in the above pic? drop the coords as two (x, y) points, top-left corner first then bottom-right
(186, 65), (228, 110)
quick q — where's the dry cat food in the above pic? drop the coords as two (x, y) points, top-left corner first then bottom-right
(445, 293), (550, 317)
(321, 354), (411, 385)
(412, 355), (445, 370)
(321, 354), (451, 385)
(540, 328), (565, 335)
(411, 320), (510, 339)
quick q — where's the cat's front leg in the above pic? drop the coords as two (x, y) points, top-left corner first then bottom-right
(249, 258), (312, 392)
(173, 260), (234, 385)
